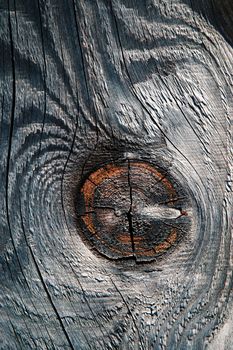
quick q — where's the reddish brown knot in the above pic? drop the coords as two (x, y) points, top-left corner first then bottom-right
(76, 161), (191, 262)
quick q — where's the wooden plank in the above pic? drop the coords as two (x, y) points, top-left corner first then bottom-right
(0, 0), (232, 349)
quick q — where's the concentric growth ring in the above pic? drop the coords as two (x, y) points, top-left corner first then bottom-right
(76, 161), (191, 262)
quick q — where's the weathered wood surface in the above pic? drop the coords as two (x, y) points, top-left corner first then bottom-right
(0, 0), (232, 349)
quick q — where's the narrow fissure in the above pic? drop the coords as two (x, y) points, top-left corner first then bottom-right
(127, 159), (135, 254)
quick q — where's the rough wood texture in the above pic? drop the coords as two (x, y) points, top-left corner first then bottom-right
(0, 0), (232, 349)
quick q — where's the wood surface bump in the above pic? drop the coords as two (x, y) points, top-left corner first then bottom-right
(77, 160), (191, 262)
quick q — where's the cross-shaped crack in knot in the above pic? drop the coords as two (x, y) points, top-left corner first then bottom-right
(78, 160), (190, 261)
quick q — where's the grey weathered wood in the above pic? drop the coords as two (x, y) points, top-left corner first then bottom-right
(0, 0), (232, 349)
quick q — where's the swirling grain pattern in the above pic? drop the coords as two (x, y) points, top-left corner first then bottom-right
(0, 0), (232, 349)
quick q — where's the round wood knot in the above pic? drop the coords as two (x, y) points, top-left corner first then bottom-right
(77, 161), (191, 262)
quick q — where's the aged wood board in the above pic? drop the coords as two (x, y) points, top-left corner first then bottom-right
(0, 0), (232, 349)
